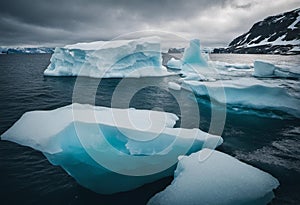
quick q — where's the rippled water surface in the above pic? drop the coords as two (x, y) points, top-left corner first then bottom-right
(0, 54), (299, 204)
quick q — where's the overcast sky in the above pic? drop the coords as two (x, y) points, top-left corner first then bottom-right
(0, 0), (299, 47)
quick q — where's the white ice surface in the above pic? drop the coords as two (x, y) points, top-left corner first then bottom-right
(44, 37), (173, 78)
(1, 103), (222, 194)
(148, 149), (279, 205)
(254, 60), (300, 78)
(253, 60), (276, 77)
(182, 78), (300, 117)
(166, 57), (182, 69)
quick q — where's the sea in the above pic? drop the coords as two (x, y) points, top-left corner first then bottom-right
(0, 53), (299, 205)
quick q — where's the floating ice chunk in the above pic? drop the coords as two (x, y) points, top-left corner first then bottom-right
(175, 39), (214, 82)
(274, 69), (294, 78)
(253, 60), (300, 79)
(211, 61), (253, 70)
(148, 149), (279, 205)
(253, 60), (275, 77)
(182, 39), (208, 67)
(273, 66), (300, 79)
(179, 39), (209, 75)
(168, 82), (181, 90)
(274, 69), (290, 78)
(1, 104), (222, 194)
(227, 63), (252, 70)
(44, 37), (173, 78)
(182, 78), (300, 118)
(1, 104), (178, 154)
(166, 57), (182, 69)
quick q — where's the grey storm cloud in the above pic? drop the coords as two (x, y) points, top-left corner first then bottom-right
(0, 0), (299, 47)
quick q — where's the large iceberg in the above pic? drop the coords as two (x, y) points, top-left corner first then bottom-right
(148, 149), (279, 205)
(1, 103), (222, 194)
(44, 37), (172, 78)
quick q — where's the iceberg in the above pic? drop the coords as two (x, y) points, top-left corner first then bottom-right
(167, 41), (299, 118)
(44, 37), (173, 78)
(253, 60), (300, 79)
(165, 41), (299, 118)
(182, 78), (300, 118)
(179, 39), (219, 81)
(1, 103), (222, 194)
(182, 39), (208, 67)
(148, 149), (279, 205)
(211, 61), (253, 70)
(165, 39), (208, 71)
(253, 60), (276, 77)
(166, 57), (182, 70)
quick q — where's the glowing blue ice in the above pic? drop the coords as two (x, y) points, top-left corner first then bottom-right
(182, 39), (208, 67)
(1, 104), (222, 194)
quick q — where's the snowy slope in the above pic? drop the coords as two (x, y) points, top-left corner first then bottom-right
(214, 8), (300, 54)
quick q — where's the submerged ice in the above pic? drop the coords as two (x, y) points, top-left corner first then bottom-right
(1, 103), (222, 194)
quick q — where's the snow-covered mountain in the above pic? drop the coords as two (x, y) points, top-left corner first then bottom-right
(214, 8), (300, 55)
(0, 47), (54, 54)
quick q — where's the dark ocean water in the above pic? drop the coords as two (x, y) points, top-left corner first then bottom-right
(0, 54), (299, 204)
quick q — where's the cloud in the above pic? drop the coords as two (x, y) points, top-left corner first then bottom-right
(0, 0), (299, 47)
